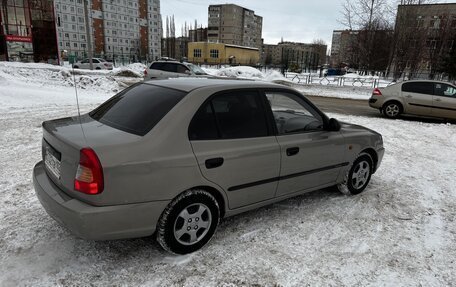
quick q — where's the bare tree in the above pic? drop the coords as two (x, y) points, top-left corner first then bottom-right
(338, 0), (394, 73)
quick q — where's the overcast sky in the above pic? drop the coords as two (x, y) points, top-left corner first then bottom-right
(162, 0), (450, 49)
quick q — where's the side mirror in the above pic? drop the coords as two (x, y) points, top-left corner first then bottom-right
(328, 118), (341, 132)
(184, 70), (192, 75)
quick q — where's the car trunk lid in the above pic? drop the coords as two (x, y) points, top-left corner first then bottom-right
(42, 114), (141, 205)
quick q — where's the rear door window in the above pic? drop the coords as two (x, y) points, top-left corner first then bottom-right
(434, 83), (456, 98)
(189, 90), (269, 140)
(162, 63), (178, 73)
(150, 62), (164, 70)
(402, 82), (434, 95)
(90, 84), (186, 136)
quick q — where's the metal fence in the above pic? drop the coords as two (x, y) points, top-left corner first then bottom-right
(284, 72), (392, 88)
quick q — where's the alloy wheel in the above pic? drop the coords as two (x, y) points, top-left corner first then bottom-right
(173, 203), (212, 246)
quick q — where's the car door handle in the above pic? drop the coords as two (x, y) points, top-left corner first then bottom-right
(405, 95), (412, 98)
(205, 157), (224, 169)
(435, 98), (442, 102)
(286, 147), (300, 156)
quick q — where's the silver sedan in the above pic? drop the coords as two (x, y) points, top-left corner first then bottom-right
(33, 79), (384, 254)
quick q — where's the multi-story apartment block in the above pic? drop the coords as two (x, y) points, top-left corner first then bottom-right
(189, 27), (208, 42)
(330, 30), (359, 67)
(54, 0), (162, 61)
(390, 3), (456, 79)
(261, 41), (327, 70)
(207, 4), (262, 49)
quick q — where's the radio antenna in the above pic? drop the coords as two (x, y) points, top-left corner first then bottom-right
(72, 65), (82, 119)
(72, 64), (88, 144)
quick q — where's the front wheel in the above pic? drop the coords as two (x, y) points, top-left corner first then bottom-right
(337, 153), (373, 195)
(156, 189), (220, 254)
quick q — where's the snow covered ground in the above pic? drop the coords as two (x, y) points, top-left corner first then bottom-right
(1, 62), (456, 286)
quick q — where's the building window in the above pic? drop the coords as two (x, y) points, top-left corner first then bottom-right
(194, 49), (202, 58)
(210, 49), (219, 58)
(430, 16), (440, 29)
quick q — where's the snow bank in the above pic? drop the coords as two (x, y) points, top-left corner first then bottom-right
(0, 62), (147, 111)
(112, 63), (147, 77)
(295, 85), (372, 100)
(203, 66), (288, 83)
(215, 66), (265, 79)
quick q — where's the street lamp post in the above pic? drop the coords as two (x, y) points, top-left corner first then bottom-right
(83, 0), (93, 70)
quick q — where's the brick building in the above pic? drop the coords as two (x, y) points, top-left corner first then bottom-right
(0, 0), (59, 62)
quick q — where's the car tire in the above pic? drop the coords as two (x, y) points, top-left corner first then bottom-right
(96, 67), (101, 70)
(337, 153), (373, 195)
(73, 66), (79, 69)
(156, 189), (220, 254)
(382, 101), (402, 119)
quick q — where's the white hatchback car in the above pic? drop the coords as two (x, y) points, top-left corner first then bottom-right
(73, 58), (113, 70)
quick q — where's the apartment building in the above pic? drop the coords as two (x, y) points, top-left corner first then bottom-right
(54, 0), (162, 61)
(330, 30), (359, 67)
(261, 41), (327, 70)
(207, 4), (262, 49)
(390, 3), (456, 78)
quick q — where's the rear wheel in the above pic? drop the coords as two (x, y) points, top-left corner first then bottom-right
(157, 189), (220, 254)
(337, 153), (373, 195)
(382, 101), (402, 118)
(73, 65), (79, 69)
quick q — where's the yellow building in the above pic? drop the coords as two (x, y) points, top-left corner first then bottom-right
(188, 42), (259, 65)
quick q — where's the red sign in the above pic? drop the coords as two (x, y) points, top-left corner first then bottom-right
(5, 35), (33, 43)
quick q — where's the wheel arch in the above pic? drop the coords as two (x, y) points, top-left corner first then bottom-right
(360, 148), (378, 173)
(191, 185), (227, 218)
(383, 99), (404, 112)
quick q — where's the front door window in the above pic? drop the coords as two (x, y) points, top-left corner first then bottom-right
(266, 92), (324, 134)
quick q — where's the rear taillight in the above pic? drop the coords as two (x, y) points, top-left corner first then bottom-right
(144, 69), (148, 76)
(74, 148), (104, 195)
(373, 88), (382, 96)
(104, 63), (109, 67)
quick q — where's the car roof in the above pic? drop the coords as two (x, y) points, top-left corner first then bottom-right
(152, 60), (182, 64)
(143, 78), (286, 92)
(400, 80), (454, 85)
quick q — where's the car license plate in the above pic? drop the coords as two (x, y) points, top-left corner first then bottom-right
(45, 147), (61, 179)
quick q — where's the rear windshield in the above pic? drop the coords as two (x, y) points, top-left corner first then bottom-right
(89, 84), (186, 136)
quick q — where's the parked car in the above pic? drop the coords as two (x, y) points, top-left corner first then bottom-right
(144, 60), (210, 80)
(33, 79), (384, 254)
(324, 68), (346, 77)
(369, 80), (456, 120)
(73, 58), (113, 70)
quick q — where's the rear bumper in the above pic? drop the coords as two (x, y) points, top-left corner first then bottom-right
(33, 161), (169, 240)
(369, 97), (382, 109)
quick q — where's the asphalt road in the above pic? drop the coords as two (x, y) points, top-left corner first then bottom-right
(306, 96), (379, 118)
(306, 95), (455, 124)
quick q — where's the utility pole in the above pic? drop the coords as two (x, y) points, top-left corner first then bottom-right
(83, 0), (93, 70)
